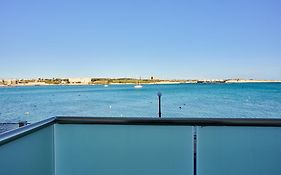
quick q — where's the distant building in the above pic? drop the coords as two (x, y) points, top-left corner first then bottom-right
(2, 79), (18, 85)
(68, 78), (92, 84)
(60, 80), (68, 84)
(150, 76), (158, 80)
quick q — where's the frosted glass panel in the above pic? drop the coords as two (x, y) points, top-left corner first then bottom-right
(197, 126), (281, 175)
(0, 126), (54, 175)
(55, 124), (193, 175)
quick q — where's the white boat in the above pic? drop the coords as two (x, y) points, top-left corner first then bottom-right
(104, 85), (109, 87)
(134, 77), (143, 88)
(134, 85), (143, 89)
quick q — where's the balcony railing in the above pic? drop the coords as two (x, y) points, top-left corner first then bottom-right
(1, 117), (281, 175)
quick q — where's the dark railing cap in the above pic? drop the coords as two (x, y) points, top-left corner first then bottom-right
(55, 116), (281, 126)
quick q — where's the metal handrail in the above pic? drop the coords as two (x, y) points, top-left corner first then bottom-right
(56, 116), (281, 126)
(0, 117), (56, 146)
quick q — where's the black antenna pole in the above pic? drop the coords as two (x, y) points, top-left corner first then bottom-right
(157, 92), (162, 118)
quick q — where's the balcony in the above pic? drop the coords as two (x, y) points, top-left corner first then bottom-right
(1, 117), (281, 175)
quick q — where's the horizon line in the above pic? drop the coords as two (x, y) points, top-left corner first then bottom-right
(1, 77), (281, 81)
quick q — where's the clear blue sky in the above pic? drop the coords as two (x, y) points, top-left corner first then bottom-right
(0, 0), (281, 80)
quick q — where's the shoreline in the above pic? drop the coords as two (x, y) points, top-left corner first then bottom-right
(1, 80), (281, 87)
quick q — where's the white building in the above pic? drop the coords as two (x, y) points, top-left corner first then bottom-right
(68, 78), (92, 84)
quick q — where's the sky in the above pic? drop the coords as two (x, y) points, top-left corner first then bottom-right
(0, 0), (281, 80)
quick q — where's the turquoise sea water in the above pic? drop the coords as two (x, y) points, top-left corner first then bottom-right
(0, 83), (281, 123)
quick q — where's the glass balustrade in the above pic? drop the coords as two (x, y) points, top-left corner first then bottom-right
(1, 117), (281, 175)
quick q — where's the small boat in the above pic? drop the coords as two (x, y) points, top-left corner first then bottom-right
(134, 84), (143, 89)
(134, 77), (143, 88)
(104, 85), (109, 87)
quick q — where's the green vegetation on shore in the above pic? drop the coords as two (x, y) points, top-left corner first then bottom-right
(91, 78), (162, 84)
(1, 78), (280, 86)
(0, 78), (164, 86)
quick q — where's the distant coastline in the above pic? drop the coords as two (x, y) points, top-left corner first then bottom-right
(1, 78), (281, 87)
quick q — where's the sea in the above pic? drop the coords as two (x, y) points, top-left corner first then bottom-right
(0, 83), (281, 123)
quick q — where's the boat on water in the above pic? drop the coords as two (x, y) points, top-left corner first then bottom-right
(134, 84), (143, 88)
(104, 85), (109, 87)
(134, 77), (143, 88)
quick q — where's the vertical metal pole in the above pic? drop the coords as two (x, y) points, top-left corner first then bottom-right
(157, 92), (162, 118)
(193, 126), (197, 175)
